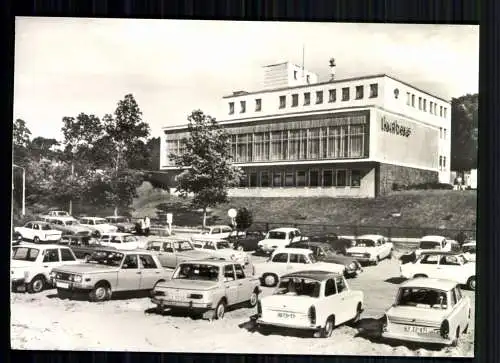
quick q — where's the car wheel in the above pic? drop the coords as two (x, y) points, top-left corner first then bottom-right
(262, 273), (279, 287)
(467, 276), (476, 290)
(350, 303), (362, 325)
(57, 288), (72, 300)
(89, 283), (110, 302)
(248, 289), (258, 307)
(33, 236), (40, 243)
(27, 275), (45, 293)
(320, 317), (335, 338)
(213, 299), (226, 320)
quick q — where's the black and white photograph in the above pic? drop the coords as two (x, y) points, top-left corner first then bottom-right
(10, 18), (478, 357)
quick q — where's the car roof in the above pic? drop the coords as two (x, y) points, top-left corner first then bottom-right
(27, 220), (51, 225)
(281, 270), (342, 281)
(356, 234), (385, 240)
(400, 277), (458, 291)
(269, 227), (297, 232)
(14, 243), (69, 249)
(105, 215), (128, 219)
(292, 241), (329, 247)
(82, 217), (107, 220)
(177, 259), (235, 266)
(101, 232), (133, 236)
(463, 241), (476, 246)
(274, 248), (311, 254)
(207, 225), (231, 228)
(420, 235), (447, 241)
(148, 237), (191, 242)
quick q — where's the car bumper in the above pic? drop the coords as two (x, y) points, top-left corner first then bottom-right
(250, 315), (322, 332)
(11, 278), (26, 290)
(53, 280), (92, 292)
(381, 331), (454, 346)
(151, 297), (213, 311)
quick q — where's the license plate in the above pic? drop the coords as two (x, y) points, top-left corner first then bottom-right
(277, 312), (296, 319)
(56, 281), (70, 289)
(403, 325), (431, 334)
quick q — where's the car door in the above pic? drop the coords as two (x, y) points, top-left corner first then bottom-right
(288, 253), (309, 273)
(454, 286), (469, 329)
(138, 254), (162, 290)
(41, 248), (61, 278)
(323, 278), (344, 324)
(223, 264), (239, 305)
(20, 222), (32, 239)
(117, 254), (142, 291)
(417, 254), (440, 278)
(234, 263), (251, 303)
(161, 242), (178, 268)
(334, 275), (352, 324)
(437, 255), (463, 283)
(269, 252), (289, 276)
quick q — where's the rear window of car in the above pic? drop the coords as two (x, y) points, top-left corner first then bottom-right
(267, 231), (287, 239)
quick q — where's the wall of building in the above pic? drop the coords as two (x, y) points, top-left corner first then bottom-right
(376, 163), (439, 195)
(369, 108), (440, 170)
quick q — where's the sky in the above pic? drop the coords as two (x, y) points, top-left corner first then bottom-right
(13, 18), (479, 142)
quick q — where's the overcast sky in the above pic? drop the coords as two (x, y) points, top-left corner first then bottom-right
(13, 17), (479, 141)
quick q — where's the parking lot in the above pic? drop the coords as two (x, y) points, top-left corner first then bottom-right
(10, 250), (474, 357)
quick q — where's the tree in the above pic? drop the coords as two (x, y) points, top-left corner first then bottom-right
(61, 113), (104, 214)
(13, 119), (32, 164)
(235, 207), (253, 231)
(451, 93), (478, 172)
(29, 137), (61, 162)
(100, 94), (151, 215)
(170, 110), (243, 228)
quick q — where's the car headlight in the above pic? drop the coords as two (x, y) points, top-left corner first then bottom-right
(74, 275), (82, 283)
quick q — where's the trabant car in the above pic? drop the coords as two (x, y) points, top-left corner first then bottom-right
(11, 243), (80, 293)
(345, 234), (393, 265)
(400, 251), (476, 290)
(381, 278), (471, 346)
(59, 235), (114, 261)
(144, 238), (212, 268)
(151, 259), (261, 320)
(44, 216), (93, 236)
(256, 228), (308, 254)
(50, 249), (169, 302)
(191, 239), (249, 267)
(252, 271), (364, 338)
(414, 235), (452, 257)
(78, 217), (118, 237)
(191, 225), (236, 240)
(14, 221), (62, 243)
(105, 216), (136, 233)
(98, 232), (146, 250)
(253, 248), (345, 287)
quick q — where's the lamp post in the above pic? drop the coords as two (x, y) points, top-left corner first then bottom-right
(13, 164), (25, 216)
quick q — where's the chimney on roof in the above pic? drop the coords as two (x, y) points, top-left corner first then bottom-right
(329, 58), (336, 81)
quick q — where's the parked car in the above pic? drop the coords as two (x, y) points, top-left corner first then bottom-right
(251, 271), (364, 338)
(98, 232), (146, 250)
(461, 241), (476, 262)
(229, 231), (266, 251)
(191, 239), (249, 267)
(381, 278), (471, 346)
(256, 228), (308, 255)
(50, 249), (169, 301)
(414, 235), (451, 257)
(191, 225), (237, 240)
(11, 243), (80, 293)
(400, 252), (476, 290)
(44, 216), (93, 236)
(151, 260), (261, 320)
(345, 234), (393, 265)
(105, 216), (136, 233)
(144, 238), (212, 268)
(14, 221), (63, 243)
(78, 217), (118, 237)
(43, 210), (71, 218)
(307, 233), (339, 245)
(253, 248), (346, 287)
(59, 235), (115, 261)
(286, 241), (363, 278)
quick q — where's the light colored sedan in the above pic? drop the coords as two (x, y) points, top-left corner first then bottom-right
(381, 277), (471, 346)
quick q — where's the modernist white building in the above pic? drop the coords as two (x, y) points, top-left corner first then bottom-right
(160, 61), (451, 198)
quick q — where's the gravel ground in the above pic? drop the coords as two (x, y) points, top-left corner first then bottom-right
(10, 251), (475, 357)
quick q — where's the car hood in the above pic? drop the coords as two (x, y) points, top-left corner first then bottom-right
(311, 261), (346, 273)
(261, 294), (316, 312)
(177, 250), (213, 259)
(155, 279), (218, 291)
(346, 247), (374, 254)
(386, 305), (448, 324)
(322, 254), (357, 265)
(52, 263), (119, 274)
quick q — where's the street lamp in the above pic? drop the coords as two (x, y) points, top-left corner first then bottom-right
(12, 164), (25, 216)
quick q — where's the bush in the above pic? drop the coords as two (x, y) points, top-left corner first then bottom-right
(393, 182), (454, 191)
(235, 207), (253, 231)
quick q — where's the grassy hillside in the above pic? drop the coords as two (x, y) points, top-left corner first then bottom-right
(130, 185), (477, 238)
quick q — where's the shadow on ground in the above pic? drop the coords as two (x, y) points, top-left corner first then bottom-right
(46, 290), (153, 302)
(384, 277), (408, 284)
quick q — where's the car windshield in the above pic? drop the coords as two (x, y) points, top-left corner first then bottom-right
(463, 245), (476, 254)
(216, 241), (231, 249)
(87, 251), (124, 266)
(267, 231), (287, 239)
(308, 253), (317, 263)
(419, 241), (441, 250)
(355, 239), (376, 247)
(12, 247), (40, 262)
(172, 263), (219, 281)
(275, 277), (321, 298)
(320, 245), (336, 256)
(396, 287), (448, 309)
(175, 241), (194, 252)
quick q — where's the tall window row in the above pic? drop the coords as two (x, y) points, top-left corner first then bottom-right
(239, 168), (362, 188)
(229, 125), (367, 163)
(405, 91), (448, 119)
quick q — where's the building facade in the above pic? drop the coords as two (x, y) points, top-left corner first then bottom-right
(160, 62), (451, 198)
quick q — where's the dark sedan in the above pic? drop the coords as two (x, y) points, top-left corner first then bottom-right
(286, 241), (363, 278)
(227, 231), (266, 251)
(59, 235), (115, 261)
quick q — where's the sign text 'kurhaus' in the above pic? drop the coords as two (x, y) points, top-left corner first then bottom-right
(380, 117), (412, 138)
